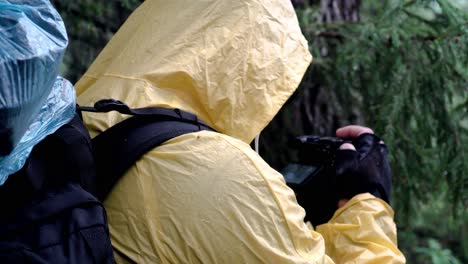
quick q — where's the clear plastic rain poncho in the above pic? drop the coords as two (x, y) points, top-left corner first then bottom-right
(0, 0), (76, 185)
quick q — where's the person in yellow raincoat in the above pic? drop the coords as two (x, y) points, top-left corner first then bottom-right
(75, 0), (406, 263)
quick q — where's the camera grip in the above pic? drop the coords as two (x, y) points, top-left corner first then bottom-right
(335, 133), (392, 203)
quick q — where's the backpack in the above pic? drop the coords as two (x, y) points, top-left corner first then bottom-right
(0, 99), (215, 263)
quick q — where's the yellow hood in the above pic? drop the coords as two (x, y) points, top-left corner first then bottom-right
(75, 0), (311, 143)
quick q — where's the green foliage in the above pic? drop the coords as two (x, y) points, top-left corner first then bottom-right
(398, 184), (467, 262)
(416, 239), (462, 264)
(51, 0), (144, 83)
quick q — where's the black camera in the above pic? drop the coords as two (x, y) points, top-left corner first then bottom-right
(281, 135), (346, 227)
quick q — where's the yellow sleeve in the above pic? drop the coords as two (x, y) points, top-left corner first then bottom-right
(316, 193), (406, 263)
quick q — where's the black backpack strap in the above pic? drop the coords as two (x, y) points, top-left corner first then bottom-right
(79, 99), (216, 201)
(55, 114), (97, 193)
(79, 99), (215, 130)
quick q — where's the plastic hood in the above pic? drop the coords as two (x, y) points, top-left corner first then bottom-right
(0, 0), (69, 155)
(76, 0), (312, 143)
(0, 1), (76, 184)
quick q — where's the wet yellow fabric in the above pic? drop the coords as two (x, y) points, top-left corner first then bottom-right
(75, 0), (405, 263)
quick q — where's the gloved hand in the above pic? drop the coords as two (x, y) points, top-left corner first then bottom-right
(334, 126), (392, 206)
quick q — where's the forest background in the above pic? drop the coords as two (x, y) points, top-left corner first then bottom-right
(51, 0), (467, 263)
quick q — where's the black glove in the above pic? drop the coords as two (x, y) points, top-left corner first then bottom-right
(335, 133), (392, 203)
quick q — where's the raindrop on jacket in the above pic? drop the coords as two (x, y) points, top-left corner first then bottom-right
(75, 0), (406, 263)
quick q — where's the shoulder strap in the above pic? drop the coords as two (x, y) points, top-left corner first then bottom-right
(79, 99), (216, 201)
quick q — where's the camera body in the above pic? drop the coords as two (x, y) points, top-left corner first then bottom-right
(281, 135), (346, 227)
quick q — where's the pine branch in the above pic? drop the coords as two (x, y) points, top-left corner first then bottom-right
(314, 30), (463, 43)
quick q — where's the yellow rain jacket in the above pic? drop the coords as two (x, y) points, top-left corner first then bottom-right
(75, 0), (406, 263)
